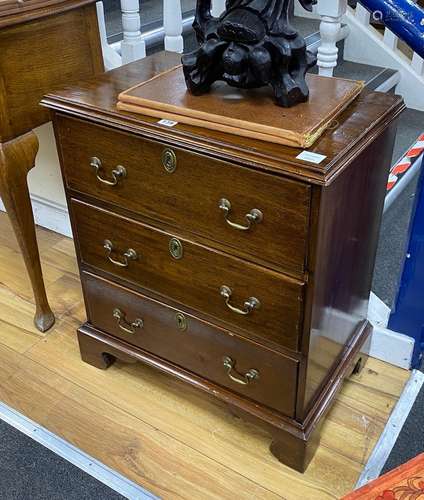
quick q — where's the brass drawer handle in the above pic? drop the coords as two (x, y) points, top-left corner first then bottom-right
(223, 356), (259, 385)
(218, 198), (263, 231)
(220, 285), (260, 316)
(90, 157), (127, 186)
(103, 240), (138, 267)
(113, 308), (143, 334)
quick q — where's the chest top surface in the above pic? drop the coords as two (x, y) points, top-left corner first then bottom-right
(42, 52), (404, 185)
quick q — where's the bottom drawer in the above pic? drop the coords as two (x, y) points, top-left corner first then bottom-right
(81, 272), (299, 417)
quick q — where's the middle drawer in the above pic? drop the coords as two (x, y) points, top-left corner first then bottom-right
(72, 199), (305, 351)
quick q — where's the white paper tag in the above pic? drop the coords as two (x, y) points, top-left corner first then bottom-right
(296, 151), (327, 164)
(157, 119), (178, 127)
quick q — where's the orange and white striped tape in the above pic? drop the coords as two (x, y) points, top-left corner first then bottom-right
(388, 133), (424, 192)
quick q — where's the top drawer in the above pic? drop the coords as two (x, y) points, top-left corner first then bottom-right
(56, 116), (311, 276)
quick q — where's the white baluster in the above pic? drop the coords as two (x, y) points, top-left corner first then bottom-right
(211, 0), (226, 17)
(164, 0), (184, 53)
(411, 53), (424, 76)
(120, 0), (146, 64)
(96, 2), (123, 70)
(317, 0), (347, 77)
(383, 29), (398, 50)
(355, 4), (370, 25)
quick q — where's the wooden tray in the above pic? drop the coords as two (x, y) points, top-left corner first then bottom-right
(343, 453), (424, 499)
(117, 65), (364, 148)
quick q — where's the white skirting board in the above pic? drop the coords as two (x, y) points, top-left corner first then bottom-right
(0, 197), (415, 369)
(0, 194), (72, 238)
(367, 325), (414, 370)
(367, 292), (414, 370)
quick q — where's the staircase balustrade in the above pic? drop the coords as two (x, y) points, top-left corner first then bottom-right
(164, 0), (184, 53)
(96, 0), (249, 70)
(350, 0), (424, 75)
(316, 0), (348, 76)
(95, 0), (423, 106)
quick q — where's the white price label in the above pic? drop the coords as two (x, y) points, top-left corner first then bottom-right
(157, 119), (178, 127)
(296, 151), (327, 164)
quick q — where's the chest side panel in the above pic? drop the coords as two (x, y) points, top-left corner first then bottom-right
(297, 120), (399, 418)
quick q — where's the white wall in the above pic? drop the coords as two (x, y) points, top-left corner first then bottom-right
(0, 123), (72, 237)
(28, 123), (67, 207)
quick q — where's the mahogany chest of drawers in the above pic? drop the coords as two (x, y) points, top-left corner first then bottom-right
(43, 52), (404, 472)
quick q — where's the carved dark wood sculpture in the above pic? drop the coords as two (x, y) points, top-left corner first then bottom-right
(182, 0), (318, 107)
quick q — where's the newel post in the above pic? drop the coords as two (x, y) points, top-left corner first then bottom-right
(317, 0), (347, 77)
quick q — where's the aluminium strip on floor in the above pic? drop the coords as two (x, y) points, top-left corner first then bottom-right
(355, 369), (424, 488)
(0, 402), (158, 500)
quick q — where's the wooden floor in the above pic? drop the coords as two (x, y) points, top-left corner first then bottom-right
(0, 211), (410, 500)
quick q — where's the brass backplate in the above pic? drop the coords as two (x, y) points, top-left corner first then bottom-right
(169, 237), (183, 259)
(162, 148), (177, 173)
(176, 312), (188, 331)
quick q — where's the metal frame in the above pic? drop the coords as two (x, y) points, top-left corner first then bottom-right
(389, 152), (424, 368)
(356, 369), (424, 487)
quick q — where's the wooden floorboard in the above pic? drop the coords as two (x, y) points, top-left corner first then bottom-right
(0, 212), (410, 499)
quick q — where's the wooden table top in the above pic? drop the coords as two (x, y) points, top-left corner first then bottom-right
(42, 52), (405, 185)
(0, 0), (97, 28)
(0, 0), (103, 142)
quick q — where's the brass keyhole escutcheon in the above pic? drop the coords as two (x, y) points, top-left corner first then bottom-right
(169, 237), (183, 259)
(162, 148), (177, 173)
(176, 312), (188, 332)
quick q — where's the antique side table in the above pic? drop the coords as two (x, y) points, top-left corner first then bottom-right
(43, 52), (404, 471)
(0, 0), (103, 331)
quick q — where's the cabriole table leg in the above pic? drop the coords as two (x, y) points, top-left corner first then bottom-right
(0, 131), (54, 332)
